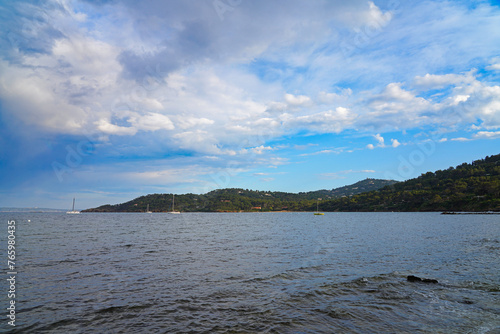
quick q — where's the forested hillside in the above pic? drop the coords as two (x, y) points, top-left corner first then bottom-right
(321, 154), (500, 212)
(83, 179), (396, 212)
(84, 154), (499, 213)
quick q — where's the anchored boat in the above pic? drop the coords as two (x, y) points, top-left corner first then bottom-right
(66, 198), (80, 214)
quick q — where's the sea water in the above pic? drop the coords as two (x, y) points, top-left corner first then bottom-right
(1, 212), (499, 333)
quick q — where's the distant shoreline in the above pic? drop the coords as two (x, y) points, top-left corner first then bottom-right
(441, 211), (500, 215)
(0, 208), (66, 213)
(3, 209), (498, 214)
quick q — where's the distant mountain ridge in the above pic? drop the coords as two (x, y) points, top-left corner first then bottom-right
(84, 178), (397, 212)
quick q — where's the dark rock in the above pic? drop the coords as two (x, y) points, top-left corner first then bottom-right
(407, 275), (422, 282)
(407, 275), (438, 284)
(422, 278), (438, 284)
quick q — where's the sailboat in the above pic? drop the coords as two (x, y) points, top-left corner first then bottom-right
(146, 204), (152, 213)
(169, 194), (180, 214)
(66, 198), (80, 214)
(314, 199), (324, 215)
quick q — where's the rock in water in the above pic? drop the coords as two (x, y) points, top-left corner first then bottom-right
(422, 278), (438, 284)
(407, 275), (438, 284)
(407, 275), (422, 282)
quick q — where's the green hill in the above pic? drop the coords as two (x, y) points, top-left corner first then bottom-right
(83, 178), (397, 212)
(84, 153), (500, 213)
(321, 154), (500, 212)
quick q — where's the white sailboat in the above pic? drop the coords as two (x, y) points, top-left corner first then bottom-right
(169, 194), (180, 214)
(314, 199), (324, 215)
(146, 204), (152, 213)
(66, 198), (80, 214)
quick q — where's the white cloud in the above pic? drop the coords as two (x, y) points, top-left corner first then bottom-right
(486, 63), (500, 71)
(288, 107), (357, 133)
(176, 117), (215, 130)
(374, 133), (385, 146)
(334, 1), (393, 29)
(284, 93), (312, 107)
(473, 131), (500, 139)
(413, 71), (475, 90)
(129, 112), (175, 131)
(95, 119), (137, 136)
(52, 36), (121, 76)
(391, 138), (401, 147)
(0, 60), (88, 133)
(486, 58), (500, 71)
(367, 134), (402, 149)
(378, 83), (417, 102)
(367, 133), (385, 149)
(126, 167), (207, 185)
(299, 148), (343, 156)
(317, 89), (352, 104)
(249, 145), (273, 155)
(364, 83), (432, 129)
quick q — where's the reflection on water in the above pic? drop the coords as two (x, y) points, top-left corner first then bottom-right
(1, 212), (499, 333)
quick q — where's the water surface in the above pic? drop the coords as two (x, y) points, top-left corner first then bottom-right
(1, 212), (499, 333)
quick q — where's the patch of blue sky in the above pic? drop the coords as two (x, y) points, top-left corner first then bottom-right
(246, 59), (309, 84)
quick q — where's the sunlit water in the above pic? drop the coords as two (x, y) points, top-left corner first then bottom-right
(1, 212), (499, 333)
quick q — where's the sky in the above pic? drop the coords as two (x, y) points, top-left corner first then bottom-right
(0, 0), (499, 210)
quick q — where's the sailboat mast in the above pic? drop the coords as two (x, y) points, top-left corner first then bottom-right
(72, 198), (75, 211)
(172, 194), (175, 211)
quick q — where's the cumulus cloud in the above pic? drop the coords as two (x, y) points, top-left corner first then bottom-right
(367, 134), (402, 149)
(129, 112), (175, 132)
(362, 83), (432, 130)
(473, 131), (500, 139)
(391, 138), (401, 147)
(486, 58), (500, 71)
(1, 0), (500, 166)
(413, 71), (476, 90)
(317, 89), (352, 104)
(96, 119), (137, 136)
(486, 63), (500, 71)
(286, 107), (357, 134)
(451, 137), (471, 142)
(374, 133), (385, 146)
(284, 93), (312, 107)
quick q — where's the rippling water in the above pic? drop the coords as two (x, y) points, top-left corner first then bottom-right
(1, 212), (499, 333)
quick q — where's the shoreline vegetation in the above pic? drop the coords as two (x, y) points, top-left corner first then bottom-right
(84, 154), (500, 213)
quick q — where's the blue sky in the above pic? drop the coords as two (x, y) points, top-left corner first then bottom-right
(1, 0), (499, 209)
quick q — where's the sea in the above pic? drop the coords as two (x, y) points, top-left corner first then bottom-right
(1, 212), (499, 333)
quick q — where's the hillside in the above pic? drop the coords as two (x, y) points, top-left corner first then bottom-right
(321, 154), (500, 212)
(84, 154), (500, 213)
(83, 178), (397, 212)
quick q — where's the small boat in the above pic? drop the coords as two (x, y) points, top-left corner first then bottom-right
(314, 199), (324, 215)
(169, 194), (181, 214)
(146, 204), (152, 213)
(66, 198), (81, 214)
